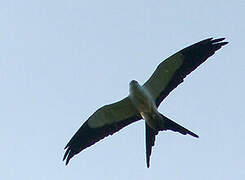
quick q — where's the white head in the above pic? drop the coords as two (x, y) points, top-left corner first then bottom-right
(130, 80), (139, 86)
(129, 80), (140, 94)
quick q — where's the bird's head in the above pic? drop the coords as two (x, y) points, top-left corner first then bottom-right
(129, 80), (140, 94)
(130, 80), (139, 87)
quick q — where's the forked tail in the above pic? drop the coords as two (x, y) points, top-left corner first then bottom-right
(145, 114), (198, 168)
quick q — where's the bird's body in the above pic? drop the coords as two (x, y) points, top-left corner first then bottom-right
(63, 38), (228, 167)
(129, 79), (199, 167)
(129, 80), (160, 130)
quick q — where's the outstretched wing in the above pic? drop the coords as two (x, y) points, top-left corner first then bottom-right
(63, 97), (141, 165)
(143, 38), (228, 107)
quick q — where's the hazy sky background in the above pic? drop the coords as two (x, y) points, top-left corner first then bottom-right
(1, 0), (244, 179)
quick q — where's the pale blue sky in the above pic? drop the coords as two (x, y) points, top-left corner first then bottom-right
(1, 0), (244, 179)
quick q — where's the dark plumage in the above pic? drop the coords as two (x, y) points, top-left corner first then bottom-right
(154, 38), (228, 106)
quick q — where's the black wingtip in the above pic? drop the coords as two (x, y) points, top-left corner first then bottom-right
(64, 144), (68, 150)
(211, 38), (229, 46)
(188, 131), (199, 138)
(211, 37), (225, 43)
(212, 37), (223, 42)
(199, 37), (228, 47)
(147, 156), (150, 168)
(63, 147), (75, 166)
(204, 37), (213, 41)
(64, 149), (74, 166)
(65, 154), (71, 166)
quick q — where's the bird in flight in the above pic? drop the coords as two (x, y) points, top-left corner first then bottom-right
(63, 37), (228, 167)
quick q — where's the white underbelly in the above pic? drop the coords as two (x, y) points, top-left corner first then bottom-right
(129, 83), (160, 130)
(129, 85), (157, 113)
(140, 112), (159, 130)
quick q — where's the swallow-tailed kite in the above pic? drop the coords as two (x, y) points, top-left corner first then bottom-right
(63, 38), (228, 167)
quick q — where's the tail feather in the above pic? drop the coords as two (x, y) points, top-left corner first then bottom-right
(145, 123), (158, 168)
(159, 114), (199, 138)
